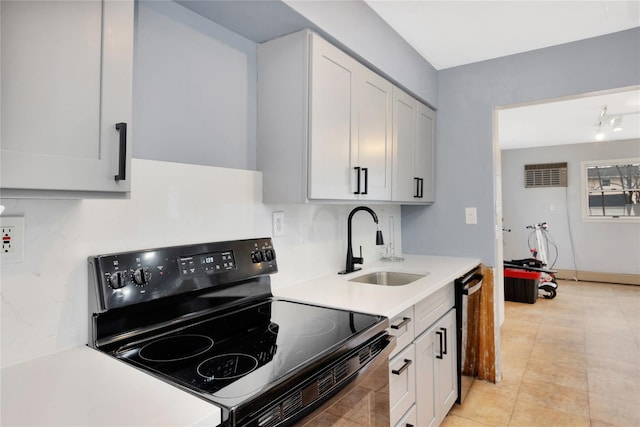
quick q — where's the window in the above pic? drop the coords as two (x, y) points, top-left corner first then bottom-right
(581, 158), (640, 221)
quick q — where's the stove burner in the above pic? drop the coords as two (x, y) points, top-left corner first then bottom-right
(197, 353), (259, 380)
(269, 317), (336, 337)
(139, 334), (214, 362)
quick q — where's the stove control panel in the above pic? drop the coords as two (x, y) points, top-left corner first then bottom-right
(89, 238), (277, 312)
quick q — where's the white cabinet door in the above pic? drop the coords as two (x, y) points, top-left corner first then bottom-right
(415, 327), (437, 427)
(415, 103), (436, 202)
(308, 34), (392, 201)
(389, 344), (416, 427)
(391, 87), (435, 204)
(1, 0), (133, 195)
(392, 88), (418, 201)
(308, 34), (358, 200)
(395, 404), (417, 427)
(356, 67), (392, 201)
(415, 308), (457, 427)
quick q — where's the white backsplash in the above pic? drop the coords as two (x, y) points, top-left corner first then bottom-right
(0, 159), (400, 367)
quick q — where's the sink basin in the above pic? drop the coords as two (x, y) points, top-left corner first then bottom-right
(348, 271), (427, 286)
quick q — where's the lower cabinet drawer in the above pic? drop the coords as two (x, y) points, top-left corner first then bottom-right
(414, 283), (454, 336)
(389, 344), (416, 426)
(394, 404), (417, 427)
(388, 306), (414, 359)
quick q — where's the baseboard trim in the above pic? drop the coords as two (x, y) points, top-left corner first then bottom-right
(555, 269), (640, 286)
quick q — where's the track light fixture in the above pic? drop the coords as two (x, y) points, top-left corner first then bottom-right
(595, 105), (623, 140)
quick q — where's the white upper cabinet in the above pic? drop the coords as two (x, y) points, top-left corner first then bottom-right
(307, 34), (358, 200)
(1, 0), (134, 197)
(392, 87), (436, 204)
(258, 30), (393, 203)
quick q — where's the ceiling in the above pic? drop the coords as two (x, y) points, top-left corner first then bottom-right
(364, 0), (640, 149)
(364, 0), (640, 70)
(498, 88), (640, 149)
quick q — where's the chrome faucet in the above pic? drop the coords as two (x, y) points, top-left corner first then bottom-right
(338, 206), (384, 274)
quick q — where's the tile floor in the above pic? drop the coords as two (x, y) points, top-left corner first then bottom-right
(442, 279), (640, 427)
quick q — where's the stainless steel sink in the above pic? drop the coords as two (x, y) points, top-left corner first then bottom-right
(348, 271), (427, 286)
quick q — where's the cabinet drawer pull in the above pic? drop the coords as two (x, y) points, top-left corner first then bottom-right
(390, 317), (411, 330)
(354, 166), (361, 194)
(362, 167), (368, 194)
(419, 178), (424, 198)
(436, 330), (444, 359)
(391, 358), (412, 375)
(413, 177), (420, 198)
(406, 424), (414, 427)
(114, 122), (127, 182)
(440, 327), (447, 355)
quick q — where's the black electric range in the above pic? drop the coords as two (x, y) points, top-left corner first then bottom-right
(88, 238), (392, 426)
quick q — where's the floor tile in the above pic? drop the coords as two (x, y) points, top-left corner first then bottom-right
(516, 376), (589, 417)
(441, 414), (495, 426)
(452, 280), (640, 427)
(449, 389), (512, 426)
(589, 392), (640, 427)
(508, 400), (590, 427)
(523, 359), (588, 391)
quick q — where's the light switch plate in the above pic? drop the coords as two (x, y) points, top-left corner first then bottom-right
(1, 216), (25, 263)
(465, 207), (478, 225)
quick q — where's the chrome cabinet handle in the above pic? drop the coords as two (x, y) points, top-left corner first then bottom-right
(390, 317), (411, 330)
(391, 358), (413, 375)
(114, 122), (127, 182)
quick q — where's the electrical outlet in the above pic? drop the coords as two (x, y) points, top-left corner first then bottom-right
(272, 211), (285, 237)
(1, 216), (25, 263)
(465, 207), (478, 225)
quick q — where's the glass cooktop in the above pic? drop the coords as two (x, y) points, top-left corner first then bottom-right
(114, 299), (383, 401)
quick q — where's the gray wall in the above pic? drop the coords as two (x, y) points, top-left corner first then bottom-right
(132, 0), (438, 168)
(502, 139), (640, 275)
(402, 28), (640, 267)
(132, 0), (257, 170)
(283, 0), (438, 106)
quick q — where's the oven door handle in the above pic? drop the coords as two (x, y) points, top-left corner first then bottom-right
(462, 273), (483, 296)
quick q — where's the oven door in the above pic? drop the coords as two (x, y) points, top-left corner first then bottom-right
(297, 335), (395, 426)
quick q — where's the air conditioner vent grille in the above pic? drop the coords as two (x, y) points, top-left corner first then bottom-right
(525, 162), (568, 188)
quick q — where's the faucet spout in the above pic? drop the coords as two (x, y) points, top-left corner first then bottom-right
(338, 206), (385, 275)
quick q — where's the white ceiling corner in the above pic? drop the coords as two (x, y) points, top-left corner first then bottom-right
(364, 0), (640, 149)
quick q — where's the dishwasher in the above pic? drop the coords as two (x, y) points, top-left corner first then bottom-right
(454, 266), (483, 404)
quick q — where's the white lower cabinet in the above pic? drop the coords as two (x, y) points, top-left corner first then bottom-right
(415, 308), (457, 427)
(389, 344), (416, 424)
(395, 404), (417, 427)
(388, 284), (457, 427)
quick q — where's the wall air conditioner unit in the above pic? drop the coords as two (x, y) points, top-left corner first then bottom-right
(524, 162), (568, 188)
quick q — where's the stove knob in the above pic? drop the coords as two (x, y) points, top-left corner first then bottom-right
(263, 249), (275, 262)
(132, 267), (151, 286)
(251, 250), (264, 263)
(108, 271), (127, 289)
